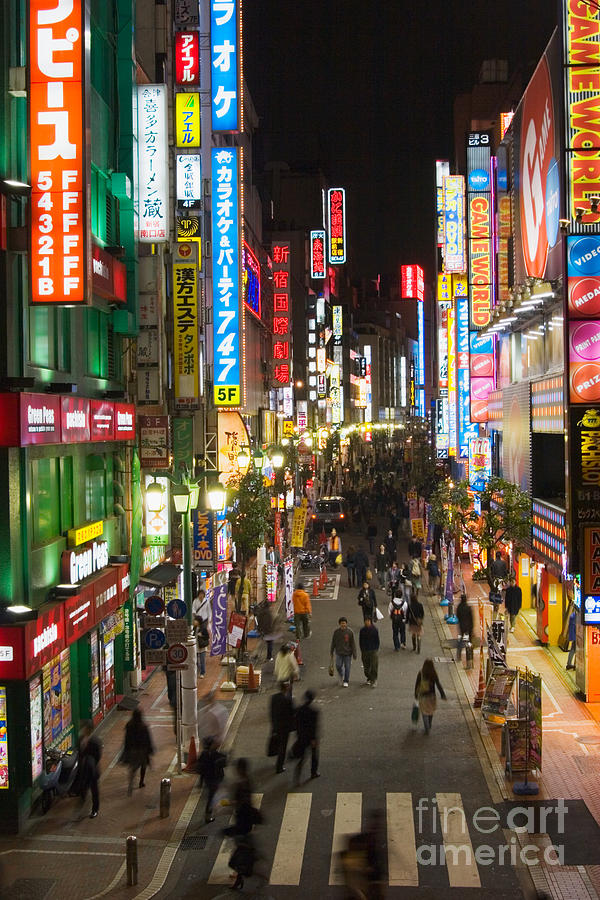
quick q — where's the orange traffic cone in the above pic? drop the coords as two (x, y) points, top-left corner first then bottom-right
(473, 649), (486, 708)
(322, 566), (328, 585)
(319, 569), (325, 589)
(184, 736), (198, 772)
(246, 662), (258, 692)
(294, 641), (304, 666)
(312, 578), (319, 598)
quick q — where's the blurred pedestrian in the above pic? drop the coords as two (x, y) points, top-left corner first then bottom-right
(375, 544), (388, 590)
(78, 721), (102, 818)
(292, 580), (312, 639)
(386, 561), (401, 595)
(359, 617), (380, 686)
(256, 600), (278, 661)
(340, 808), (386, 899)
(384, 530), (397, 565)
(491, 550), (508, 584)
(198, 690), (228, 747)
(366, 519), (378, 554)
(224, 758), (262, 890)
(344, 545), (357, 588)
(414, 658), (446, 734)
(294, 690), (320, 784)
(197, 736), (226, 823)
(122, 708), (154, 795)
(358, 581), (378, 622)
(409, 556), (422, 596)
(274, 643), (299, 686)
(504, 574), (522, 632)
(194, 615), (210, 678)
(388, 593), (408, 650)
(456, 594), (474, 661)
(330, 617), (357, 687)
(269, 682), (295, 774)
(408, 593), (425, 654)
(354, 546), (369, 586)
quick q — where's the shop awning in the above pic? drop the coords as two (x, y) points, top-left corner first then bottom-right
(138, 563), (181, 588)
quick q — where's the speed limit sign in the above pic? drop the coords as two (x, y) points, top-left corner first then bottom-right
(166, 643), (188, 669)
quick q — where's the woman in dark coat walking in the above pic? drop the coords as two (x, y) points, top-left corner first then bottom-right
(414, 658), (446, 734)
(122, 708), (154, 795)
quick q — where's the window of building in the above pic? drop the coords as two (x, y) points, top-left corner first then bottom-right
(85, 455), (106, 522)
(86, 309), (110, 378)
(31, 458), (60, 545)
(59, 456), (74, 533)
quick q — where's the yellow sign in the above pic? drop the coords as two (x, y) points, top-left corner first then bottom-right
(283, 419), (294, 437)
(68, 520), (104, 548)
(173, 250), (199, 407)
(291, 499), (308, 548)
(175, 93), (201, 147)
(177, 216), (202, 270)
(411, 518), (425, 541)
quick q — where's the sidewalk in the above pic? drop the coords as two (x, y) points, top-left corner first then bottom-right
(436, 564), (600, 900)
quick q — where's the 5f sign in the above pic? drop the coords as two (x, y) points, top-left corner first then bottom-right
(29, 0), (90, 304)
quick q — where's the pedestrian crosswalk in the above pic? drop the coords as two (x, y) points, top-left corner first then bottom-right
(206, 790), (488, 888)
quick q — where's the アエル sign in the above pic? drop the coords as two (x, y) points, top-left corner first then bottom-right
(310, 230), (326, 279)
(175, 93), (200, 147)
(29, 0), (89, 304)
(210, 0), (239, 132)
(175, 32), (199, 85)
(327, 188), (346, 264)
(400, 265), (424, 301)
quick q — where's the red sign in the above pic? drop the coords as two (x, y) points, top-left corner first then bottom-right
(64, 588), (94, 643)
(327, 188), (346, 264)
(310, 231), (326, 279)
(400, 264), (424, 301)
(92, 567), (121, 623)
(0, 627), (26, 680)
(0, 394), (19, 447)
(92, 243), (127, 304)
(29, 0), (88, 304)
(470, 353), (494, 378)
(114, 402), (135, 439)
(175, 32), (199, 85)
(20, 393), (61, 445)
(90, 399), (115, 440)
(24, 603), (65, 677)
(61, 396), (90, 442)
(271, 244), (291, 385)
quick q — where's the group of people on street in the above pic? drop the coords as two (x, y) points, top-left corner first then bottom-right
(269, 685), (320, 783)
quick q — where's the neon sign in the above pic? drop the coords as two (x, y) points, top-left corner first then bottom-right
(210, 0), (239, 132)
(327, 188), (346, 264)
(138, 86), (168, 242)
(401, 265), (424, 301)
(272, 242), (291, 385)
(175, 32), (199, 85)
(443, 176), (466, 273)
(310, 229), (326, 279)
(243, 242), (261, 318)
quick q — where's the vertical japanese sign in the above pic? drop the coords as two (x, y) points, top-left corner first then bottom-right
(401, 265), (424, 300)
(310, 229), (326, 278)
(0, 687), (7, 788)
(173, 242), (199, 408)
(284, 558), (294, 620)
(176, 154), (201, 204)
(175, 92), (201, 147)
(29, 0), (89, 304)
(417, 300), (425, 386)
(327, 188), (346, 263)
(210, 0), (239, 132)
(438, 306), (449, 390)
(193, 510), (214, 566)
(272, 242), (292, 387)
(443, 176), (466, 273)
(138, 86), (168, 242)
(447, 303), (457, 455)
(466, 133), (493, 329)
(139, 415), (169, 468)
(209, 576), (228, 655)
(435, 160), (450, 246)
(456, 293), (476, 456)
(212, 147), (241, 406)
(175, 32), (199, 85)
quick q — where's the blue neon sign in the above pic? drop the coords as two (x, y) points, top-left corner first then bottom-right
(417, 300), (425, 386)
(212, 147), (241, 406)
(210, 0), (239, 132)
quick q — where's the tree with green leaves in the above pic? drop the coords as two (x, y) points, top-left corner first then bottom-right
(226, 467), (273, 612)
(429, 476), (532, 590)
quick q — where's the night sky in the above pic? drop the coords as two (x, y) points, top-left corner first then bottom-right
(244, 0), (558, 281)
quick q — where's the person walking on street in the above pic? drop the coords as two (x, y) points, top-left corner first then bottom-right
(426, 555), (440, 595)
(344, 546), (357, 588)
(389, 593), (408, 650)
(359, 617), (380, 686)
(456, 594), (474, 661)
(375, 544), (388, 590)
(354, 546), (369, 587)
(358, 581), (378, 622)
(566, 608), (577, 670)
(274, 643), (300, 687)
(386, 561), (401, 595)
(224, 758), (261, 891)
(384, 530), (397, 565)
(330, 617), (357, 687)
(270, 682), (295, 773)
(292, 581), (312, 640)
(256, 601), (278, 662)
(78, 721), (102, 818)
(409, 556), (422, 596)
(328, 529), (343, 567)
(408, 593), (425, 653)
(504, 575), (522, 632)
(491, 550), (509, 583)
(122, 708), (154, 795)
(294, 690), (320, 784)
(197, 737), (227, 822)
(194, 616), (210, 678)
(192, 588), (209, 624)
(198, 690), (229, 747)
(414, 658), (446, 734)
(366, 519), (378, 554)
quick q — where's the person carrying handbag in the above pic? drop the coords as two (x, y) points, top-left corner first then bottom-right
(358, 582), (377, 623)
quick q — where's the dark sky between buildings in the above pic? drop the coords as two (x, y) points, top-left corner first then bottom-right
(244, 0), (558, 281)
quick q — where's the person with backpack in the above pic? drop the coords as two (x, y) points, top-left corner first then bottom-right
(408, 593), (425, 654)
(197, 736), (227, 823)
(409, 557), (422, 596)
(388, 592), (408, 650)
(414, 658), (446, 734)
(358, 581), (378, 622)
(426, 554), (440, 595)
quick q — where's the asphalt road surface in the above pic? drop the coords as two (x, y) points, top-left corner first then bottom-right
(160, 527), (528, 898)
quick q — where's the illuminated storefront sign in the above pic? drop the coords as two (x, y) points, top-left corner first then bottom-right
(330, 363), (341, 424)
(417, 300), (425, 386)
(61, 396), (90, 442)
(138, 85), (168, 242)
(569, 321), (600, 403)
(468, 194), (492, 328)
(173, 242), (199, 408)
(469, 437), (492, 491)
(470, 332), (495, 378)
(436, 397), (449, 452)
(401, 264), (424, 301)
(176, 154), (201, 203)
(242, 242), (260, 318)
(210, 0), (239, 132)
(443, 176), (466, 273)
(316, 347), (326, 373)
(333, 306), (343, 344)
(438, 307), (448, 391)
(175, 32), (199, 85)
(400, 356), (407, 407)
(144, 475), (170, 545)
(447, 303), (457, 454)
(212, 147), (241, 406)
(175, 92), (200, 147)
(569, 406), (600, 571)
(271, 242), (291, 386)
(177, 215), (202, 269)
(29, 0), (89, 304)
(310, 229), (326, 279)
(327, 188), (346, 264)
(436, 160), (450, 246)
(68, 520), (103, 549)
(437, 272), (452, 304)
(568, 235), (600, 319)
(500, 111), (514, 138)
(456, 294), (475, 456)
